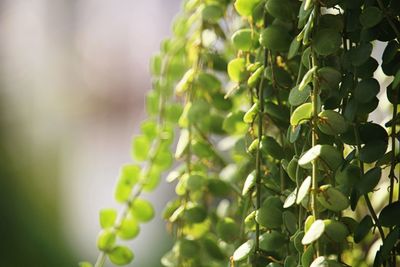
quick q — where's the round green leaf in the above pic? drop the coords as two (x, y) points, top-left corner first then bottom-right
(317, 184), (349, 212)
(97, 228), (116, 251)
(335, 164), (360, 187)
(259, 231), (286, 251)
(283, 211), (297, 235)
(243, 102), (259, 123)
(354, 78), (380, 103)
(265, 0), (294, 21)
(380, 227), (400, 259)
(289, 85), (311, 106)
(141, 120), (158, 139)
(142, 166), (162, 192)
(256, 196), (283, 229)
(359, 140), (388, 163)
(99, 208), (117, 229)
(234, 0), (262, 17)
(298, 145), (343, 171)
(357, 167), (381, 195)
(259, 25), (291, 52)
(323, 219), (349, 242)
(317, 67), (342, 91)
(202, 4), (224, 23)
(179, 238), (200, 258)
(232, 29), (259, 51)
(313, 28), (341, 56)
(228, 58), (247, 82)
(203, 235), (225, 260)
(350, 43), (373, 66)
(296, 176), (311, 204)
(108, 245), (134, 266)
(217, 217), (240, 242)
(260, 136), (284, 160)
(354, 215), (373, 243)
(114, 164), (140, 203)
(359, 6), (383, 28)
(290, 103), (312, 126)
(233, 239), (254, 261)
(302, 219), (325, 245)
(317, 110), (347, 135)
(118, 216), (140, 240)
(131, 135), (150, 161)
(223, 111), (248, 134)
(131, 198), (155, 222)
(379, 201), (400, 227)
(196, 72), (221, 92)
(146, 91), (160, 115)
(186, 173), (206, 191)
(184, 203), (207, 223)
(265, 101), (290, 123)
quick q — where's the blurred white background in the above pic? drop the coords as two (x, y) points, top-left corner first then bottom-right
(0, 0), (181, 266)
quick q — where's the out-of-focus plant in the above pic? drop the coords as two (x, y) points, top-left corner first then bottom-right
(82, 0), (400, 266)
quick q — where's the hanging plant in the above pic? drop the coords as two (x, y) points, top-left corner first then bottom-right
(81, 0), (400, 266)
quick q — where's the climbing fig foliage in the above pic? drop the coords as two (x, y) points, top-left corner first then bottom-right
(81, 0), (400, 266)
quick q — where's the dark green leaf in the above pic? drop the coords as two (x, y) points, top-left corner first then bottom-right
(313, 28), (341, 56)
(265, 0), (295, 21)
(260, 136), (284, 160)
(317, 184), (349, 212)
(256, 196), (283, 229)
(317, 110), (347, 135)
(354, 78), (380, 103)
(357, 167), (381, 195)
(354, 215), (373, 243)
(323, 219), (349, 242)
(360, 6), (383, 28)
(217, 217), (240, 242)
(379, 201), (400, 227)
(259, 231), (286, 251)
(359, 140), (388, 163)
(259, 25), (291, 52)
(202, 4), (224, 23)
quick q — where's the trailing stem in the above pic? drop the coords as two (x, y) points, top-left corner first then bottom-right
(254, 49), (266, 254)
(389, 90), (398, 204)
(310, 4), (321, 258)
